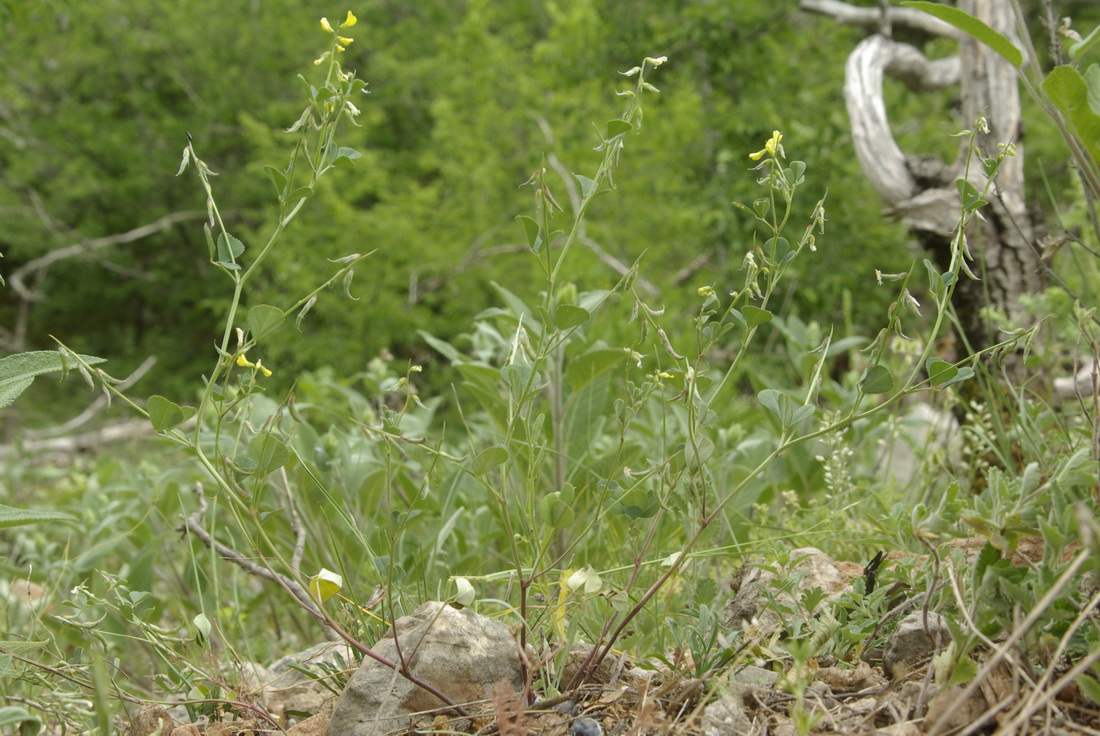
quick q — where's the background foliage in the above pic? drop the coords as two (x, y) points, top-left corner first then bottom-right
(1, 0), (919, 408)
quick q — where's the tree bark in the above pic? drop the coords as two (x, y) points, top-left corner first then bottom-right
(806, 0), (1045, 354)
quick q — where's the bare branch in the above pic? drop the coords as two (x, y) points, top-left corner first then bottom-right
(22, 356), (158, 441)
(7, 210), (205, 302)
(844, 35), (919, 206)
(800, 0), (962, 39)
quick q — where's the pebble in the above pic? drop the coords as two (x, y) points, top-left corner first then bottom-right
(570, 717), (602, 736)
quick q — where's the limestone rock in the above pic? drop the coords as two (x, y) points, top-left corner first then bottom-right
(287, 713), (330, 736)
(882, 611), (949, 679)
(255, 640), (354, 721)
(721, 547), (856, 633)
(701, 694), (752, 736)
(325, 601), (525, 736)
(128, 704), (174, 736)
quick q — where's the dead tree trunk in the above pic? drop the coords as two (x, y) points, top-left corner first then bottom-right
(803, 0), (1045, 354)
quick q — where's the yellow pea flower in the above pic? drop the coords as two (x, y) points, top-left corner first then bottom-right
(765, 130), (783, 156)
(340, 11), (357, 29)
(236, 353), (273, 377)
(749, 130), (784, 160)
(320, 17), (333, 32)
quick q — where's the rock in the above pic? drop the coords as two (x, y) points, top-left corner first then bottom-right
(730, 664), (780, 689)
(813, 661), (885, 693)
(287, 713), (330, 736)
(701, 694), (752, 736)
(325, 601), (526, 736)
(169, 726), (200, 736)
(923, 684), (987, 733)
(255, 640), (355, 721)
(720, 548), (856, 633)
(882, 611), (949, 679)
(570, 716), (603, 736)
(128, 704), (174, 736)
(560, 642), (630, 686)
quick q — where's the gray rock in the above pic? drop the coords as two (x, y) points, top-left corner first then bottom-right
(570, 716), (603, 736)
(882, 611), (949, 679)
(721, 548), (853, 633)
(255, 640), (356, 721)
(702, 695), (752, 736)
(325, 601), (525, 736)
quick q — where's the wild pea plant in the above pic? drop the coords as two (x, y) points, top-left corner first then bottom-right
(8, 5), (1100, 728)
(12, 10), (461, 720)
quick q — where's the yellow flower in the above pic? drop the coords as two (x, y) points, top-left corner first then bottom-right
(749, 130), (784, 160)
(765, 130), (783, 156)
(338, 36), (354, 46)
(236, 353), (273, 377)
(340, 10), (357, 29)
(320, 17), (333, 32)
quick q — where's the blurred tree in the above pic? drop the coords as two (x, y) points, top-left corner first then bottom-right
(2, 0), (950, 409)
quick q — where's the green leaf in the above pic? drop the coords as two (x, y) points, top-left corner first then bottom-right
(555, 304), (590, 330)
(454, 577), (476, 608)
(539, 492), (576, 528)
(742, 305), (773, 328)
(232, 453), (257, 474)
(0, 351), (106, 409)
(946, 655), (978, 687)
(1043, 65), (1100, 168)
(791, 404), (817, 426)
(1077, 673), (1100, 705)
(309, 568), (343, 605)
(684, 436), (715, 468)
(566, 566), (602, 594)
(0, 504), (76, 529)
(574, 173), (596, 198)
(923, 258), (945, 297)
(193, 612), (212, 646)
(501, 364), (539, 395)
(216, 232), (245, 266)
(146, 395), (196, 431)
(1069, 29), (1100, 62)
(332, 146), (361, 168)
(264, 164), (287, 195)
(473, 445), (509, 475)
(1087, 63), (1100, 116)
(0, 640), (47, 656)
(516, 215), (540, 249)
(606, 118), (633, 138)
(926, 358), (958, 387)
(758, 388), (782, 419)
(902, 2), (1023, 68)
(567, 347), (625, 391)
(757, 388), (816, 430)
(955, 178), (988, 211)
(250, 434), (291, 474)
(861, 365), (894, 394)
(936, 366), (975, 389)
(247, 305), (285, 340)
(285, 186), (314, 202)
(418, 330), (465, 364)
(0, 706), (42, 736)
(765, 236), (791, 264)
